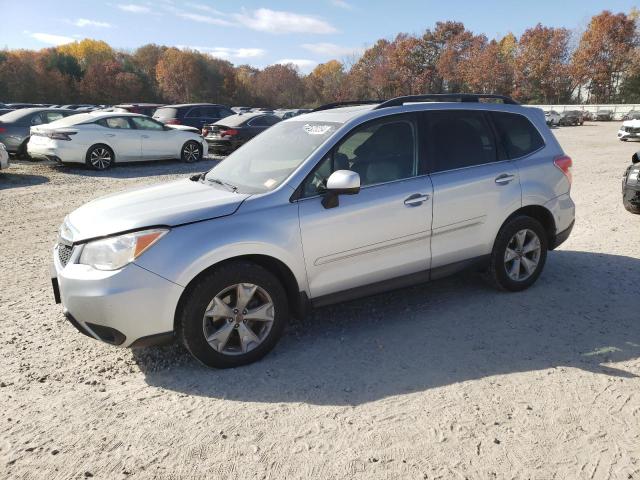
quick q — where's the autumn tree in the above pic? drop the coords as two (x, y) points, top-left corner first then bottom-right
(306, 60), (346, 104)
(253, 64), (305, 107)
(79, 60), (144, 103)
(572, 11), (638, 103)
(513, 24), (572, 103)
(57, 39), (115, 71)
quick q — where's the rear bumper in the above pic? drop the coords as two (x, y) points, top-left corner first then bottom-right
(27, 139), (84, 163)
(550, 220), (574, 250)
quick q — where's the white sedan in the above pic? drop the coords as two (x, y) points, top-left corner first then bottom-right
(618, 119), (640, 142)
(27, 112), (208, 170)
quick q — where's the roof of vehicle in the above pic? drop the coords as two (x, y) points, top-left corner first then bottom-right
(0, 107), (75, 122)
(213, 112), (279, 126)
(37, 111), (146, 129)
(156, 103), (227, 109)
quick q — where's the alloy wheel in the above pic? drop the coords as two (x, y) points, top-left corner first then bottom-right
(183, 143), (200, 162)
(504, 228), (542, 282)
(202, 283), (275, 355)
(90, 148), (112, 169)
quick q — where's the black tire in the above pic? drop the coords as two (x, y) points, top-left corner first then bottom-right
(487, 216), (548, 292)
(85, 144), (114, 170)
(623, 198), (640, 214)
(181, 140), (202, 163)
(178, 261), (288, 368)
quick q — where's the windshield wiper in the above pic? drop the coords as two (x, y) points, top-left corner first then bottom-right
(207, 177), (238, 192)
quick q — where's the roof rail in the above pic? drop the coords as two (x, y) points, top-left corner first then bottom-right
(374, 94), (518, 110)
(311, 100), (382, 112)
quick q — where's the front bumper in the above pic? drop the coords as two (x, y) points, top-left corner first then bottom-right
(52, 243), (184, 347)
(618, 130), (639, 140)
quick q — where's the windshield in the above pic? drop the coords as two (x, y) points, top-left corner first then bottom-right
(204, 120), (340, 193)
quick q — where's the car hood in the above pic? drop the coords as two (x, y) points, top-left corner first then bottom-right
(65, 178), (249, 242)
(623, 119), (640, 127)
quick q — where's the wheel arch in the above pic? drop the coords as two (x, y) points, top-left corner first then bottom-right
(501, 205), (556, 247)
(173, 254), (308, 333)
(86, 143), (116, 163)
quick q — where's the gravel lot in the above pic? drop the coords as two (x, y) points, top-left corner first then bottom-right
(1, 122), (639, 480)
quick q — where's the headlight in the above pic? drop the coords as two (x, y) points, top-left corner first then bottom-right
(79, 228), (168, 271)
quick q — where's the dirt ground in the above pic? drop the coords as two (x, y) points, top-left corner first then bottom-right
(1, 122), (639, 480)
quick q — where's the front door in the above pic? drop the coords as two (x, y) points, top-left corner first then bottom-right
(297, 114), (433, 299)
(130, 116), (176, 160)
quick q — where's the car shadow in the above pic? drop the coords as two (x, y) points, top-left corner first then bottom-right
(0, 172), (49, 190)
(134, 250), (640, 406)
(50, 157), (224, 179)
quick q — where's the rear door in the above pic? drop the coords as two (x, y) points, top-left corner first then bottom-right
(422, 109), (522, 270)
(97, 116), (142, 162)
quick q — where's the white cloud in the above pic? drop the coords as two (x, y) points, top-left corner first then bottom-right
(29, 32), (75, 46)
(276, 58), (318, 73)
(331, 0), (353, 9)
(234, 8), (336, 34)
(74, 18), (112, 28)
(186, 2), (224, 15)
(117, 4), (150, 13)
(302, 42), (363, 57)
(176, 12), (233, 26)
(179, 45), (266, 60)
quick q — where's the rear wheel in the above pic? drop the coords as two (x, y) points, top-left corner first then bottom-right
(86, 145), (114, 170)
(181, 141), (202, 163)
(178, 261), (288, 368)
(487, 216), (548, 291)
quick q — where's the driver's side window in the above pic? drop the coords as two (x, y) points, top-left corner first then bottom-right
(301, 115), (417, 198)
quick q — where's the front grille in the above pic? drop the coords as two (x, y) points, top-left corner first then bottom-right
(626, 127), (640, 133)
(58, 244), (73, 267)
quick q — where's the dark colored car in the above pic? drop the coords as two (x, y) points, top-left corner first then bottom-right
(623, 110), (640, 121)
(0, 108), (78, 156)
(203, 112), (281, 155)
(596, 109), (613, 121)
(153, 103), (234, 130)
(114, 103), (164, 116)
(558, 110), (584, 126)
(623, 151), (640, 214)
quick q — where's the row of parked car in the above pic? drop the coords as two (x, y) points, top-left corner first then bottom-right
(544, 108), (640, 127)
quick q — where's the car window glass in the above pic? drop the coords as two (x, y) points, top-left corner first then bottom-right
(45, 112), (64, 122)
(264, 116), (280, 126)
(105, 117), (132, 129)
(490, 112), (544, 159)
(301, 116), (417, 197)
(202, 107), (220, 118)
(248, 116), (269, 127)
(31, 113), (45, 125)
(131, 116), (164, 130)
(185, 107), (202, 118)
(424, 110), (497, 172)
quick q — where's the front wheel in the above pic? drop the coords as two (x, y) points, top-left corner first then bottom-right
(178, 261), (288, 368)
(487, 216), (548, 292)
(181, 141), (202, 163)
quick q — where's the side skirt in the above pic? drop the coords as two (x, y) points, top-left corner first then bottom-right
(309, 254), (490, 309)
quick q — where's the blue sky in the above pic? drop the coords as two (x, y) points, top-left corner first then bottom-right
(0, 0), (637, 73)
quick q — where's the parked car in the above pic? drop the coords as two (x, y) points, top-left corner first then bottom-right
(6, 103), (42, 109)
(203, 113), (281, 155)
(0, 108), (78, 156)
(49, 93), (575, 368)
(27, 112), (207, 170)
(581, 110), (594, 121)
(544, 110), (560, 126)
(558, 110), (584, 126)
(153, 103), (234, 130)
(618, 119), (640, 141)
(0, 142), (8, 171)
(60, 104), (96, 110)
(114, 103), (164, 117)
(231, 106), (252, 114)
(623, 110), (640, 121)
(622, 151), (640, 214)
(595, 109), (613, 121)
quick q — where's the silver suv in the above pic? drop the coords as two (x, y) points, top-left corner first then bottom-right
(52, 94), (575, 368)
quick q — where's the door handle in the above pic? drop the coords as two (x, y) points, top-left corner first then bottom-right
(105, 133), (115, 137)
(141, 135), (150, 138)
(404, 193), (430, 206)
(495, 173), (516, 184)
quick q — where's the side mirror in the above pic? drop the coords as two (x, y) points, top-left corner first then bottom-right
(633, 152), (639, 164)
(321, 170), (360, 209)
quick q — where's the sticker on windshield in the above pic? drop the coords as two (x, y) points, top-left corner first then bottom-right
(264, 178), (277, 188)
(303, 124), (333, 135)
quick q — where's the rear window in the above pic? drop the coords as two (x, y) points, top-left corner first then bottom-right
(490, 112), (544, 159)
(153, 107), (178, 120)
(215, 114), (253, 127)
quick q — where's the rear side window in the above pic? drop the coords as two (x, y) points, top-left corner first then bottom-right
(153, 107), (178, 120)
(423, 110), (497, 172)
(185, 107), (202, 118)
(491, 112), (544, 159)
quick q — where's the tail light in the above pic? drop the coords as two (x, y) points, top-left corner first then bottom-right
(48, 131), (76, 141)
(165, 119), (181, 125)
(554, 155), (572, 185)
(221, 128), (239, 137)
(0, 126), (5, 133)
(201, 127), (209, 137)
